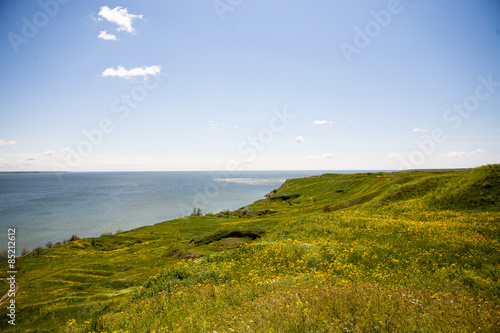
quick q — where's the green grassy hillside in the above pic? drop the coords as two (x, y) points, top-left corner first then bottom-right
(1, 165), (500, 332)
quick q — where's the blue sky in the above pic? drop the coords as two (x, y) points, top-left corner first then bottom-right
(0, 0), (499, 171)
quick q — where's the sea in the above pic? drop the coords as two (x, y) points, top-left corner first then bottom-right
(0, 170), (363, 252)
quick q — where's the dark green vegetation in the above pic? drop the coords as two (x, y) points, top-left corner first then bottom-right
(1, 165), (500, 332)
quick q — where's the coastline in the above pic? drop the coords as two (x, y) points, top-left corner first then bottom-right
(0, 171), (68, 174)
(0, 170), (326, 252)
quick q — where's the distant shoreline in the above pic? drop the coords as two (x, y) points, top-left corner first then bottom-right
(0, 171), (68, 174)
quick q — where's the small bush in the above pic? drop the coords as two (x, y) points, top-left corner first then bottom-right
(190, 207), (203, 217)
(21, 247), (30, 256)
(69, 235), (80, 242)
(240, 207), (253, 217)
(322, 204), (333, 213)
(217, 209), (231, 218)
(45, 241), (54, 249)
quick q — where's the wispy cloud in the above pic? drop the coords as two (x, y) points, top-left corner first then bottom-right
(98, 30), (117, 41)
(322, 153), (333, 159)
(210, 121), (226, 131)
(306, 153), (333, 160)
(296, 136), (304, 144)
(98, 6), (143, 33)
(443, 151), (467, 158)
(101, 65), (162, 80)
(0, 139), (17, 147)
(313, 120), (333, 125)
(412, 128), (431, 139)
(60, 146), (71, 154)
(440, 149), (486, 158)
(388, 153), (401, 159)
(0, 151), (67, 172)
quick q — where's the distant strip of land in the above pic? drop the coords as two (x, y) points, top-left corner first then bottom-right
(0, 171), (67, 174)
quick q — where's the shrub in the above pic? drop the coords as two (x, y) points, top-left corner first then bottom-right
(190, 207), (203, 217)
(217, 209), (231, 218)
(241, 207), (253, 217)
(69, 235), (80, 242)
(322, 204), (333, 213)
(45, 241), (54, 249)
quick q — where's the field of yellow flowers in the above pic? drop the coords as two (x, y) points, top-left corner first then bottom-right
(2, 165), (499, 332)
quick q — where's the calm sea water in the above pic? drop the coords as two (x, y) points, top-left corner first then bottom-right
(1, 171), (349, 252)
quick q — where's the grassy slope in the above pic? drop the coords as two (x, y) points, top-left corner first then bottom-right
(1, 165), (500, 332)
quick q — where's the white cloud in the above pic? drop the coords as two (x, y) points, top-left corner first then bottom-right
(306, 153), (333, 160)
(0, 152), (70, 172)
(98, 30), (117, 40)
(98, 6), (143, 33)
(443, 151), (467, 158)
(471, 148), (486, 154)
(313, 120), (333, 125)
(388, 153), (401, 159)
(296, 136), (304, 144)
(101, 65), (162, 80)
(439, 149), (485, 158)
(210, 121), (226, 131)
(413, 128), (431, 139)
(60, 146), (71, 154)
(0, 139), (17, 147)
(322, 153), (333, 159)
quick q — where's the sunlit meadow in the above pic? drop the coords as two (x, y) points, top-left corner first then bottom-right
(2, 165), (499, 332)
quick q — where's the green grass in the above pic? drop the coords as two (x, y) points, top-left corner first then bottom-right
(0, 279), (10, 299)
(1, 165), (500, 332)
